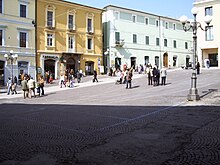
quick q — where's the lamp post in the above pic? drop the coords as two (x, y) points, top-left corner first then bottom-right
(4, 50), (18, 83)
(180, 7), (212, 101)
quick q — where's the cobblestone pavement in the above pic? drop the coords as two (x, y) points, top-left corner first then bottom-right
(0, 69), (220, 165)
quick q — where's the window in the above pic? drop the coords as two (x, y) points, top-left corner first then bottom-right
(115, 32), (120, 42)
(0, 0), (2, 13)
(133, 34), (137, 44)
(205, 7), (213, 16)
(132, 15), (136, 23)
(165, 22), (169, 29)
(20, 4), (27, 18)
(114, 12), (119, 20)
(87, 18), (92, 32)
(164, 39), (167, 47)
(0, 30), (2, 46)
(20, 32), (27, 47)
(145, 36), (149, 45)
(47, 33), (53, 46)
(145, 18), (149, 25)
(173, 23), (176, 30)
(68, 36), (74, 49)
(68, 15), (74, 30)
(206, 26), (214, 41)
(87, 38), (92, 50)
(173, 40), (177, 48)
(185, 42), (188, 49)
(156, 37), (160, 46)
(47, 11), (53, 27)
(156, 20), (159, 27)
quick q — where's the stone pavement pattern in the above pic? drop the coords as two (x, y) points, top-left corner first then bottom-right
(0, 69), (220, 165)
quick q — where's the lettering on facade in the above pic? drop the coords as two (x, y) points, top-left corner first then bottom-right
(43, 55), (59, 60)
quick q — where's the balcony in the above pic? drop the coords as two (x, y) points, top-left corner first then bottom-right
(115, 39), (125, 47)
(46, 26), (55, 30)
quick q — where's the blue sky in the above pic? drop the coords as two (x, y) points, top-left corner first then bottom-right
(67, 0), (194, 19)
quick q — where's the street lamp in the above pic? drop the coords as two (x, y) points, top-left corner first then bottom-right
(4, 50), (18, 83)
(180, 7), (212, 101)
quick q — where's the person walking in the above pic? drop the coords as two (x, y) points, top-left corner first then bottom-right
(160, 66), (167, 85)
(21, 77), (28, 99)
(93, 70), (98, 82)
(59, 74), (66, 88)
(27, 77), (36, 98)
(6, 77), (12, 95)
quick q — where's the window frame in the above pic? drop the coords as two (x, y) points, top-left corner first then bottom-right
(173, 40), (177, 48)
(20, 3), (27, 18)
(164, 39), (168, 47)
(87, 37), (93, 50)
(156, 37), (160, 46)
(145, 17), (149, 25)
(205, 6), (213, 16)
(185, 42), (188, 49)
(47, 33), (54, 47)
(205, 25), (214, 41)
(145, 36), (149, 45)
(133, 34), (137, 44)
(19, 31), (28, 48)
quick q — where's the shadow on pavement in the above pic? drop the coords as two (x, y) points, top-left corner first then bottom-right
(0, 104), (220, 165)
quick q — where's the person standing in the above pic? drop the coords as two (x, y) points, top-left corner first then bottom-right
(93, 70), (98, 82)
(160, 67), (167, 85)
(152, 67), (158, 86)
(59, 74), (66, 88)
(126, 68), (133, 89)
(196, 61), (200, 74)
(27, 77), (36, 98)
(39, 76), (45, 96)
(21, 77), (28, 99)
(146, 66), (153, 85)
(6, 77), (12, 95)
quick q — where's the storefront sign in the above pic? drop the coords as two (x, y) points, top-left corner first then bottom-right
(43, 55), (59, 60)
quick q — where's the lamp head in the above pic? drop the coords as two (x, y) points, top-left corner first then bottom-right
(204, 15), (212, 25)
(9, 50), (13, 54)
(14, 54), (18, 59)
(4, 54), (8, 58)
(191, 7), (199, 15)
(179, 15), (188, 25)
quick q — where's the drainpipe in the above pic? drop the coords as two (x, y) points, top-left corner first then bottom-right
(159, 16), (162, 69)
(35, 0), (38, 81)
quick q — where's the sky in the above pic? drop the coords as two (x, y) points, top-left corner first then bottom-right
(67, 0), (194, 19)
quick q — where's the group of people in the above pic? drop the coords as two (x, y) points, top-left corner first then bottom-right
(146, 64), (167, 86)
(114, 63), (168, 89)
(59, 69), (98, 88)
(115, 67), (133, 89)
(7, 74), (45, 99)
(20, 75), (45, 99)
(6, 76), (18, 95)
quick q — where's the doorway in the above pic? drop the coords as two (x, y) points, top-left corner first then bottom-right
(155, 56), (159, 67)
(163, 53), (168, 67)
(44, 59), (55, 78)
(0, 61), (4, 86)
(66, 58), (76, 73)
(208, 53), (218, 67)
(85, 61), (94, 75)
(130, 57), (136, 69)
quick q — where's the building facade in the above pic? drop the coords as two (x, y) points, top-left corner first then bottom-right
(0, 0), (36, 85)
(103, 5), (193, 72)
(36, 0), (103, 80)
(194, 0), (220, 68)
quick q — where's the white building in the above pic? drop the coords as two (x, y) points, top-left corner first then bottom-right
(103, 5), (193, 73)
(194, 0), (220, 68)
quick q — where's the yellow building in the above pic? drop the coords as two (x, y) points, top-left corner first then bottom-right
(0, 0), (36, 85)
(36, 0), (103, 80)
